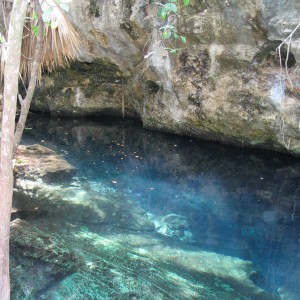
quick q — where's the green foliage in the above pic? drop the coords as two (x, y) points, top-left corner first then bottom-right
(29, 0), (70, 35)
(157, 0), (190, 54)
(32, 25), (39, 36)
(32, 11), (38, 21)
(41, 0), (71, 23)
(25, 0), (72, 32)
(160, 23), (186, 44)
(183, 0), (190, 7)
(164, 3), (177, 14)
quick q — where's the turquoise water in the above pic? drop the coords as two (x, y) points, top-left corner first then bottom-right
(13, 115), (300, 299)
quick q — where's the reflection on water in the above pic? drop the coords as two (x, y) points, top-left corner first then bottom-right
(15, 115), (300, 299)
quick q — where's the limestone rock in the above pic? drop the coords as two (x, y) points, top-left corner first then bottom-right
(30, 0), (300, 155)
(13, 180), (107, 224)
(35, 224), (277, 300)
(14, 144), (76, 182)
(13, 178), (154, 230)
(10, 219), (82, 300)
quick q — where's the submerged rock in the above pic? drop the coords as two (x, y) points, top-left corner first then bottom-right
(28, 223), (278, 300)
(13, 178), (154, 231)
(149, 213), (195, 242)
(14, 144), (76, 182)
(10, 219), (82, 300)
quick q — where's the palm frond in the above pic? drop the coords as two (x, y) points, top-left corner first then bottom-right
(1, 0), (82, 82)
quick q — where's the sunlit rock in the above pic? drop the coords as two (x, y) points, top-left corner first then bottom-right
(14, 180), (108, 223)
(13, 177), (154, 230)
(35, 225), (277, 300)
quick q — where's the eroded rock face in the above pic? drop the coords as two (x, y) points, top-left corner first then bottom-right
(30, 0), (300, 155)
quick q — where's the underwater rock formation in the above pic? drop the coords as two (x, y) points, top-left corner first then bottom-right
(13, 143), (153, 230)
(14, 144), (76, 182)
(26, 0), (300, 155)
(10, 117), (298, 299)
(149, 213), (195, 242)
(14, 178), (154, 230)
(10, 220), (277, 300)
(10, 219), (82, 299)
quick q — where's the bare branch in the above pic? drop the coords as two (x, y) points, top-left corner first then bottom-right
(18, 94), (24, 107)
(276, 21), (300, 89)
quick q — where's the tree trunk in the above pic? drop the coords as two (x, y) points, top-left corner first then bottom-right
(13, 0), (44, 155)
(0, 1), (28, 299)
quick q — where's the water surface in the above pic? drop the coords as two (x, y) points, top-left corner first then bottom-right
(14, 115), (300, 299)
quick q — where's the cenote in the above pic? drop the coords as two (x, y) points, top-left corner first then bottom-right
(11, 114), (300, 300)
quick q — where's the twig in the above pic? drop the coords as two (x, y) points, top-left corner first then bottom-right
(276, 21), (300, 89)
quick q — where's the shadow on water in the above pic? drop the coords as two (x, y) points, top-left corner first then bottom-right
(14, 113), (300, 299)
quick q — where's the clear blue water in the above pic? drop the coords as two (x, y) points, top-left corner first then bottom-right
(17, 115), (300, 299)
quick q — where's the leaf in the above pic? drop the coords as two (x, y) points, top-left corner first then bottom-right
(59, 3), (70, 11)
(180, 36), (187, 43)
(162, 31), (172, 39)
(167, 0), (177, 2)
(44, 21), (51, 28)
(32, 12), (38, 21)
(183, 0), (190, 6)
(173, 33), (179, 39)
(159, 8), (168, 20)
(32, 25), (39, 36)
(164, 3), (177, 14)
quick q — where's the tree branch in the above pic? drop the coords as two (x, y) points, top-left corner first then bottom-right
(13, 0), (44, 156)
(276, 21), (300, 89)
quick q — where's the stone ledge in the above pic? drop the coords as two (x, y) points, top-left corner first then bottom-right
(14, 144), (76, 183)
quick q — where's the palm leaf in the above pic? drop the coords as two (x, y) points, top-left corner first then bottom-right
(1, 0), (82, 82)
